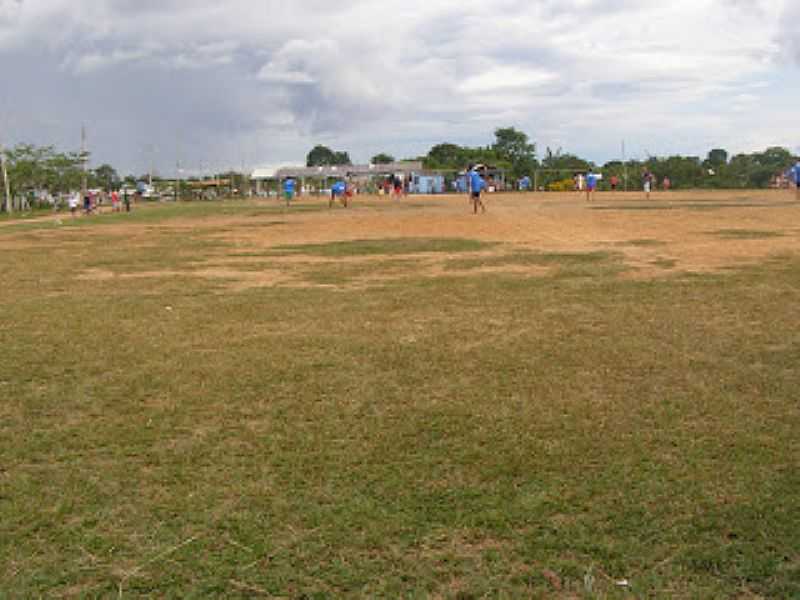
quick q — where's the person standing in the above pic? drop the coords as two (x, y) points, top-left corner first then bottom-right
(586, 169), (598, 202)
(662, 176), (671, 192)
(68, 191), (80, 217)
(609, 174), (619, 193)
(468, 166), (486, 214)
(643, 170), (654, 200)
(791, 159), (800, 201)
(282, 177), (296, 206)
(330, 180), (346, 208)
(393, 175), (403, 199)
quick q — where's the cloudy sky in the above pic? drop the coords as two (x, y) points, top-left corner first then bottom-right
(0, 0), (797, 176)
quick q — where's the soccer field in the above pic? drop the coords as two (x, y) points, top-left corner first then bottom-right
(2, 191), (799, 598)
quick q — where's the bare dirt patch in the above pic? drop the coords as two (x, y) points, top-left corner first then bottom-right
(62, 190), (800, 288)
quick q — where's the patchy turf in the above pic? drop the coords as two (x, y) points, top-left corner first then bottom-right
(2, 195), (799, 598)
(711, 229), (785, 240)
(270, 238), (498, 257)
(616, 239), (667, 248)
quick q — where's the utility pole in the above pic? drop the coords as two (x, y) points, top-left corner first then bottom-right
(0, 141), (11, 214)
(175, 134), (180, 202)
(148, 144), (154, 187)
(81, 125), (88, 198)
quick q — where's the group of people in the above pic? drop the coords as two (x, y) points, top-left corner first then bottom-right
(578, 170), (672, 201)
(66, 189), (133, 217)
(279, 158), (800, 216)
(280, 175), (408, 209)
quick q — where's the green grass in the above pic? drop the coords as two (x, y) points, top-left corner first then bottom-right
(650, 257), (678, 269)
(271, 238), (498, 257)
(711, 229), (785, 240)
(0, 200), (326, 235)
(616, 239), (666, 248)
(1, 208), (799, 598)
(444, 251), (623, 280)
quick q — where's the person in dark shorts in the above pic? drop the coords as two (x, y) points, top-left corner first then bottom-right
(468, 166), (486, 214)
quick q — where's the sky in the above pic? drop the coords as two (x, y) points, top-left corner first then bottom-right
(0, 0), (797, 176)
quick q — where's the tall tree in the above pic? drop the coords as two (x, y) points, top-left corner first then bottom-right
(706, 148), (728, 167)
(91, 164), (120, 190)
(307, 145), (352, 167)
(371, 153), (395, 165)
(332, 151), (351, 165)
(492, 127), (537, 178)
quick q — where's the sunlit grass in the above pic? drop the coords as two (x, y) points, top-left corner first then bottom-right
(1, 203), (799, 598)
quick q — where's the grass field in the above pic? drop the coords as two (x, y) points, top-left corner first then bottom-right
(2, 191), (799, 598)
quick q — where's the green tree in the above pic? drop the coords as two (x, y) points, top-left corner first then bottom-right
(706, 148), (728, 167)
(307, 145), (352, 167)
(332, 151), (351, 165)
(371, 153), (395, 165)
(91, 164), (120, 190)
(492, 127), (537, 179)
(307, 145), (336, 166)
(424, 143), (467, 170)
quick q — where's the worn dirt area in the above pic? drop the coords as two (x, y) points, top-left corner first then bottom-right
(205, 190), (800, 280)
(6, 190), (798, 288)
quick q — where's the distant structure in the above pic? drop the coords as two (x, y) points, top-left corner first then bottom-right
(251, 162), (426, 196)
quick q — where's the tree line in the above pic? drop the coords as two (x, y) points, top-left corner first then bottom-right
(309, 128), (797, 191)
(2, 131), (796, 212)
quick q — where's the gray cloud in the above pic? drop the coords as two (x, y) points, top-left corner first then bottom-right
(0, 0), (795, 174)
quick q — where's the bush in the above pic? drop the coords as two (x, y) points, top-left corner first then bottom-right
(547, 178), (574, 192)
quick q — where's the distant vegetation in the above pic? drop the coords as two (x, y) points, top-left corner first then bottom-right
(1, 131), (796, 212)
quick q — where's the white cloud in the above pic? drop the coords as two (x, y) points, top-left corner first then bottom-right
(0, 0), (794, 173)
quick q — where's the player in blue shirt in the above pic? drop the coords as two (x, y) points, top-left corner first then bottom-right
(586, 169), (598, 202)
(283, 177), (297, 206)
(330, 180), (346, 208)
(468, 166), (486, 214)
(283, 178), (296, 204)
(792, 160), (800, 201)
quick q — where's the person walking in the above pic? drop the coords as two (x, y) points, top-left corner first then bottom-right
(468, 166), (486, 214)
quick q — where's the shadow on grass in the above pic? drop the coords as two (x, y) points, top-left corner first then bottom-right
(270, 238), (498, 257)
(710, 229), (785, 240)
